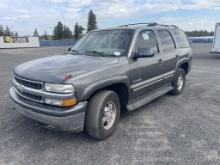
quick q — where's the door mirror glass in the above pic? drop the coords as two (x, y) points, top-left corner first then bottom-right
(135, 48), (154, 58)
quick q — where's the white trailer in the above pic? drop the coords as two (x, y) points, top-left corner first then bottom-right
(0, 36), (40, 48)
(211, 23), (220, 54)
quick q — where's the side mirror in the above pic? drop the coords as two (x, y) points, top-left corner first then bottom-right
(68, 48), (71, 52)
(134, 48), (154, 58)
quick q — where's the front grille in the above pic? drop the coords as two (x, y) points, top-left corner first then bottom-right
(14, 76), (44, 103)
(15, 77), (43, 89)
(22, 92), (42, 101)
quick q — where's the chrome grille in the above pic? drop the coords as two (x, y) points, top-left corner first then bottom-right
(13, 76), (74, 105)
(15, 76), (43, 89)
(14, 76), (44, 103)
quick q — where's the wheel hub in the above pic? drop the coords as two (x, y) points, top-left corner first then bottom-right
(102, 101), (116, 130)
(177, 74), (184, 91)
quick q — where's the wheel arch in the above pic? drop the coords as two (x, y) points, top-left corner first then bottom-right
(80, 75), (131, 111)
(176, 58), (191, 74)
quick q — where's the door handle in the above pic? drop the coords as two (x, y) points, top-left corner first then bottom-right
(158, 58), (163, 64)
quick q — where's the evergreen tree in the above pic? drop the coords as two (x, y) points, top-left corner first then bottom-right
(43, 30), (49, 40)
(74, 22), (85, 39)
(14, 32), (19, 37)
(53, 21), (64, 40)
(87, 10), (97, 32)
(5, 25), (11, 36)
(53, 22), (73, 39)
(0, 25), (4, 36)
(33, 28), (39, 37)
(63, 25), (72, 39)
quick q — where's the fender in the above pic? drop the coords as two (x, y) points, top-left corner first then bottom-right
(175, 57), (191, 73)
(79, 75), (131, 101)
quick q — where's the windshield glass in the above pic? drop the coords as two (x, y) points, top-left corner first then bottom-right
(70, 29), (134, 57)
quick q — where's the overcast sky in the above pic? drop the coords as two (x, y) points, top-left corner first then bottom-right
(1, 0), (220, 36)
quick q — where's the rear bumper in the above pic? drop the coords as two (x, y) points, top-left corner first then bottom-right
(9, 87), (87, 132)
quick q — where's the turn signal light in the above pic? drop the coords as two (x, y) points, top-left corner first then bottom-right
(63, 99), (77, 107)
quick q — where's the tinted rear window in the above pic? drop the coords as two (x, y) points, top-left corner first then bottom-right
(173, 29), (190, 48)
(158, 30), (176, 52)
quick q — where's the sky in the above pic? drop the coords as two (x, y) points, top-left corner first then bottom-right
(0, 0), (220, 36)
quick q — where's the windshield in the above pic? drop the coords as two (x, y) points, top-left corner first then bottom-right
(70, 29), (134, 57)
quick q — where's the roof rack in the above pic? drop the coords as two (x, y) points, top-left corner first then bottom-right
(118, 22), (179, 28)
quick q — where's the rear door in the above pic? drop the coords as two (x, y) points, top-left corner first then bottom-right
(157, 29), (178, 84)
(213, 23), (220, 52)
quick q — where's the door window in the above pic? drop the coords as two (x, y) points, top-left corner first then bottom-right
(136, 30), (158, 53)
(158, 30), (176, 52)
(173, 29), (190, 48)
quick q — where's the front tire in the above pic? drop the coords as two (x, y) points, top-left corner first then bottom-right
(85, 90), (120, 140)
(169, 68), (186, 95)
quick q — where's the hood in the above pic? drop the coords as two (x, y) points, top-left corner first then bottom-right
(14, 54), (119, 83)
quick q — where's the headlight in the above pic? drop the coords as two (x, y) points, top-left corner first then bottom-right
(44, 83), (75, 93)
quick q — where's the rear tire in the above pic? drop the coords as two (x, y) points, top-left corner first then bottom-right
(169, 68), (186, 95)
(85, 90), (120, 140)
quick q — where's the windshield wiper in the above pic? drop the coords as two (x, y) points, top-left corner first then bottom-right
(68, 49), (79, 54)
(85, 50), (106, 57)
(85, 50), (105, 56)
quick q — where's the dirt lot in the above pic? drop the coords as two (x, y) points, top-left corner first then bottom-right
(0, 44), (219, 165)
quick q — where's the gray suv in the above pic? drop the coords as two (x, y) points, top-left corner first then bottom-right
(9, 23), (192, 140)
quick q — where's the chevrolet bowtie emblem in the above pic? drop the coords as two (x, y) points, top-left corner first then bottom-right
(17, 84), (24, 93)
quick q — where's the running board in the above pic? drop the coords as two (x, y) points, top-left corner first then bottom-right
(127, 86), (173, 111)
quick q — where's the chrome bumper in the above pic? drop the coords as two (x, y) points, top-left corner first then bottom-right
(9, 87), (87, 132)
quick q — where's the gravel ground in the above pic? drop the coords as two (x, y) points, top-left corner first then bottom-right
(0, 44), (219, 165)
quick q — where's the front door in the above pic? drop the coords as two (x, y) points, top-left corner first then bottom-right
(129, 30), (164, 99)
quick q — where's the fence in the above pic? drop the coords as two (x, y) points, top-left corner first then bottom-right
(188, 36), (214, 43)
(40, 39), (77, 47)
(39, 37), (214, 48)
(0, 36), (40, 48)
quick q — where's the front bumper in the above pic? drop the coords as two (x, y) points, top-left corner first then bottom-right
(9, 87), (87, 132)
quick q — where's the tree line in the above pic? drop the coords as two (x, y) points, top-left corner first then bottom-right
(185, 30), (214, 37)
(0, 25), (18, 36)
(0, 10), (215, 39)
(0, 10), (97, 40)
(40, 10), (97, 40)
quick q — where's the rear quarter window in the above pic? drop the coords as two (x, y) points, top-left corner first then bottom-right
(173, 29), (190, 48)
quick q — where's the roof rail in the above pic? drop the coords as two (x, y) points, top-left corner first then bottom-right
(118, 22), (179, 28)
(118, 22), (158, 27)
(154, 24), (179, 28)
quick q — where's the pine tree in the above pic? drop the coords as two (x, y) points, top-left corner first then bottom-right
(87, 10), (97, 32)
(0, 25), (4, 36)
(14, 32), (19, 37)
(74, 22), (85, 39)
(5, 25), (11, 36)
(63, 25), (72, 39)
(43, 30), (49, 40)
(33, 28), (39, 37)
(53, 21), (64, 40)
(53, 22), (73, 39)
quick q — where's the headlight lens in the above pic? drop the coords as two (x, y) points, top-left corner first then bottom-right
(44, 83), (75, 93)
